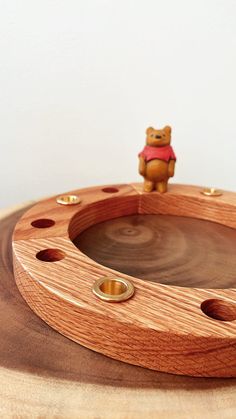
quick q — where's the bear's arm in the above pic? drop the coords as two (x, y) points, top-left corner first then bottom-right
(139, 156), (146, 176)
(168, 159), (175, 178)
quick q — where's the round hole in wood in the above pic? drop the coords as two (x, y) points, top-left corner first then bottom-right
(31, 219), (55, 228)
(36, 249), (65, 262)
(100, 278), (126, 295)
(92, 277), (134, 302)
(102, 187), (119, 193)
(201, 299), (236, 321)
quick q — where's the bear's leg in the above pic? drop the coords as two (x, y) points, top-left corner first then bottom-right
(143, 179), (154, 192)
(156, 180), (168, 193)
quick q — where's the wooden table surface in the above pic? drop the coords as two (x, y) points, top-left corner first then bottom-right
(0, 202), (236, 419)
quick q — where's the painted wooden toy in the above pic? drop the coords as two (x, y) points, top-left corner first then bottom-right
(138, 125), (176, 193)
(12, 183), (236, 378)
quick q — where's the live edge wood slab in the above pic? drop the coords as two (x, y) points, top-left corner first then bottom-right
(12, 183), (236, 378)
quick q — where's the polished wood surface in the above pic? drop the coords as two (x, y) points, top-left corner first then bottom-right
(75, 214), (236, 288)
(12, 184), (236, 378)
(1, 202), (236, 418)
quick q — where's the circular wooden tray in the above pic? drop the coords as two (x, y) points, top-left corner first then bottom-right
(12, 183), (236, 378)
(1, 199), (236, 417)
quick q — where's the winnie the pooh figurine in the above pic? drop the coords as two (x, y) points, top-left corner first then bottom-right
(138, 125), (176, 193)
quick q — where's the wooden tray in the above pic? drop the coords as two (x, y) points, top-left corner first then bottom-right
(0, 199), (236, 417)
(12, 184), (236, 378)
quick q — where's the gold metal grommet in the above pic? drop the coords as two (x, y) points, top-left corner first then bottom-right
(201, 188), (222, 197)
(56, 195), (81, 205)
(92, 276), (135, 302)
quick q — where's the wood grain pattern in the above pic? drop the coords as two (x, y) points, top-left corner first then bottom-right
(1, 202), (236, 418)
(74, 214), (236, 288)
(12, 184), (236, 378)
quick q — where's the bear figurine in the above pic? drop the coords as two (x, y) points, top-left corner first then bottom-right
(138, 125), (176, 193)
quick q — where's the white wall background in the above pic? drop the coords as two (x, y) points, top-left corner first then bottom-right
(0, 0), (236, 208)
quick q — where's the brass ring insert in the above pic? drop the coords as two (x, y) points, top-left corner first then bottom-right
(201, 188), (222, 197)
(56, 195), (81, 205)
(92, 277), (135, 302)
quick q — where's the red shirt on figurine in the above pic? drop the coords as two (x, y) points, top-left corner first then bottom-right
(139, 145), (176, 163)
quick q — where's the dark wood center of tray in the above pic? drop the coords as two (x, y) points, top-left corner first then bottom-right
(74, 214), (236, 288)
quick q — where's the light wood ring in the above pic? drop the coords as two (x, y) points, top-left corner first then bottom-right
(12, 183), (236, 377)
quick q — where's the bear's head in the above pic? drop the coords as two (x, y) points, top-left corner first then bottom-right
(146, 125), (172, 147)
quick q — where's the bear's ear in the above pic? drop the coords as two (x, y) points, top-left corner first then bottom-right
(146, 126), (154, 135)
(164, 125), (172, 134)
